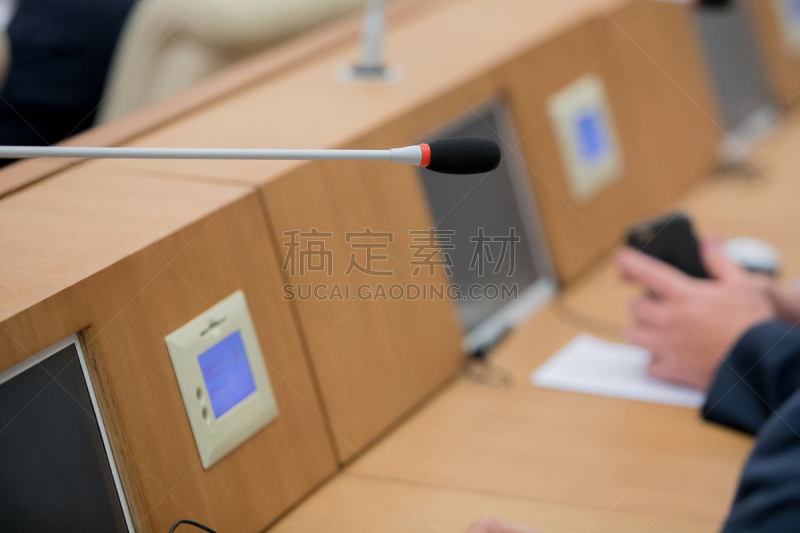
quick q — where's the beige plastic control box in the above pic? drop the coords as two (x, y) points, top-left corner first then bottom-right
(547, 75), (623, 203)
(165, 291), (278, 469)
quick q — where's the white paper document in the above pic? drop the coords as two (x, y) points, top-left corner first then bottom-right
(531, 333), (706, 408)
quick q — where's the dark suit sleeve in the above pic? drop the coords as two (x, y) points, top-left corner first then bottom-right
(702, 321), (800, 435)
(720, 390), (800, 533)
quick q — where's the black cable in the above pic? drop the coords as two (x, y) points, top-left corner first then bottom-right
(462, 355), (512, 389)
(468, 325), (512, 360)
(169, 519), (219, 533)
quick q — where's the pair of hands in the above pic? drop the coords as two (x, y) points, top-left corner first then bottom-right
(617, 238), (800, 391)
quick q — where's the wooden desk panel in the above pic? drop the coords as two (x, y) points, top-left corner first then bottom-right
(0, 164), (247, 341)
(0, 172), (337, 533)
(260, 154), (464, 462)
(616, 1), (721, 206)
(508, 1), (719, 283)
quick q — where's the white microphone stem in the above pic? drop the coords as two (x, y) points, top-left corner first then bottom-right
(0, 145), (424, 165)
(0, 146), (388, 161)
(360, 0), (385, 70)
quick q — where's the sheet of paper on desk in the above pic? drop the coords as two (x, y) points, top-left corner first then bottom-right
(531, 333), (706, 408)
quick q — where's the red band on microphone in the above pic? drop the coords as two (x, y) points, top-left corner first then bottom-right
(419, 143), (431, 167)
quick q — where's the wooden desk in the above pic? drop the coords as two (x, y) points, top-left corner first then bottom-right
(0, 167), (338, 533)
(266, 111), (800, 533)
(1, 0), (718, 466)
(0, 0), (725, 530)
(267, 306), (751, 533)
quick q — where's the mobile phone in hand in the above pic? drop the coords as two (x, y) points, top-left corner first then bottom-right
(626, 213), (709, 278)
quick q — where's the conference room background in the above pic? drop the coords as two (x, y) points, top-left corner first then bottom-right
(3, 1), (800, 532)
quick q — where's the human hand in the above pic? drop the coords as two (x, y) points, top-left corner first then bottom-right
(464, 516), (540, 533)
(753, 275), (800, 325)
(617, 238), (775, 391)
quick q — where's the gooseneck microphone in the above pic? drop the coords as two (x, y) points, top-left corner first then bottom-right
(424, 138), (501, 175)
(0, 137), (501, 175)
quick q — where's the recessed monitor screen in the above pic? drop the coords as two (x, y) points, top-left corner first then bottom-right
(418, 101), (553, 347)
(197, 330), (256, 419)
(0, 342), (130, 533)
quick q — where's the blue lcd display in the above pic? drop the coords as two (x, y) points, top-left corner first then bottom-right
(197, 330), (257, 419)
(573, 107), (608, 163)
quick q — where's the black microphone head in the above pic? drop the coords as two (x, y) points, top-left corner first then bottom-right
(425, 137), (501, 174)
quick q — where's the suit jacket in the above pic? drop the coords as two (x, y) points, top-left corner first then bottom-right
(0, 0), (135, 165)
(702, 321), (800, 532)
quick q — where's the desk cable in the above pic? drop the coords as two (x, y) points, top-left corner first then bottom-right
(169, 519), (218, 533)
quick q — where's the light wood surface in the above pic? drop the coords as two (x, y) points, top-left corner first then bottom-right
(262, 295), (750, 533)
(0, 163), (250, 327)
(271, 462), (736, 533)
(260, 154), (464, 462)
(338, 303), (750, 530)
(0, 171), (337, 533)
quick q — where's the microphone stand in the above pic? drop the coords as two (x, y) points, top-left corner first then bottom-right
(337, 0), (403, 83)
(356, 0), (386, 77)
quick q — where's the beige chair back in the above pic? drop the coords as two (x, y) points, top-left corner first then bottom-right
(97, 0), (364, 123)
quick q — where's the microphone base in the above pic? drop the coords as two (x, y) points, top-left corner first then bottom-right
(336, 64), (404, 84)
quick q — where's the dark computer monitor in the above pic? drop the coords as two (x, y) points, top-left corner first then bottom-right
(418, 99), (556, 352)
(0, 335), (133, 533)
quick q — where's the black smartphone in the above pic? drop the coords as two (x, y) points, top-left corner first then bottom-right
(626, 212), (709, 278)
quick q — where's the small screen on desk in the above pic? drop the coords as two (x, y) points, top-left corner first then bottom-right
(418, 102), (542, 335)
(198, 330), (257, 419)
(0, 343), (129, 532)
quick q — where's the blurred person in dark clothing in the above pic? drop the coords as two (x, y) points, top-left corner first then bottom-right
(0, 0), (135, 167)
